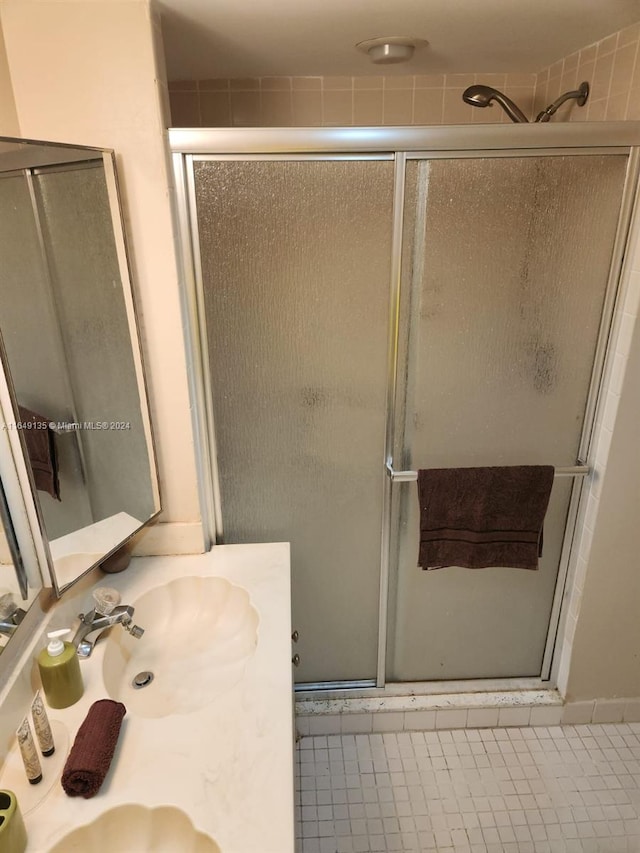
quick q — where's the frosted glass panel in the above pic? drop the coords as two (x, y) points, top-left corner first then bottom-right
(32, 166), (155, 527)
(390, 155), (628, 681)
(0, 173), (92, 539)
(193, 159), (394, 682)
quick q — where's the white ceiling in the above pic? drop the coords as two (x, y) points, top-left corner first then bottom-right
(159, 0), (640, 81)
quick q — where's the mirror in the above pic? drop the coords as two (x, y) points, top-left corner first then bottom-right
(0, 137), (160, 596)
(0, 485), (30, 652)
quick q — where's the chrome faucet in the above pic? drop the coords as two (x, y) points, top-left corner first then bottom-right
(72, 587), (144, 658)
(0, 593), (26, 637)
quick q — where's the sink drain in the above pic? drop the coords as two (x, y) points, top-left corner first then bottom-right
(132, 671), (154, 689)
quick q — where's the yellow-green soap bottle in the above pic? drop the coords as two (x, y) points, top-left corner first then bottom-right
(37, 629), (84, 709)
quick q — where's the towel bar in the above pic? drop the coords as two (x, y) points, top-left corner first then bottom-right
(49, 423), (79, 435)
(386, 461), (590, 482)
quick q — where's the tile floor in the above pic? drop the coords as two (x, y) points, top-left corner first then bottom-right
(295, 722), (640, 852)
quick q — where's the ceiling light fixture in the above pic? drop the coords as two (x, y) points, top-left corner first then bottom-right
(356, 36), (428, 65)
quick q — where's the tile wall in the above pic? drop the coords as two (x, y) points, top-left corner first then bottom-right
(168, 73), (536, 127)
(168, 22), (640, 128)
(534, 22), (640, 121)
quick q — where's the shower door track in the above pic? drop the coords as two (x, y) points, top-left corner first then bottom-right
(170, 123), (640, 696)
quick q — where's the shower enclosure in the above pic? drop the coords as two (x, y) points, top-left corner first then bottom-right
(171, 124), (640, 692)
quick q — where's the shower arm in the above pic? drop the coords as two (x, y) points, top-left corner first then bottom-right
(488, 92), (530, 124)
(535, 81), (590, 123)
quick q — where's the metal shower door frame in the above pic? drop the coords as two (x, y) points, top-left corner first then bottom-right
(172, 149), (395, 554)
(383, 147), (640, 689)
(170, 124), (640, 693)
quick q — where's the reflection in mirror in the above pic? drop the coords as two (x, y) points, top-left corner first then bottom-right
(0, 138), (160, 595)
(0, 481), (29, 653)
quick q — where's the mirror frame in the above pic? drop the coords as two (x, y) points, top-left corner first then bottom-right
(0, 363), (47, 599)
(0, 137), (161, 598)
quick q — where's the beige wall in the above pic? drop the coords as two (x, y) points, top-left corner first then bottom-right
(565, 308), (640, 700)
(543, 21), (640, 701)
(0, 18), (17, 134)
(0, 0), (204, 554)
(556, 200), (640, 701)
(169, 73), (537, 127)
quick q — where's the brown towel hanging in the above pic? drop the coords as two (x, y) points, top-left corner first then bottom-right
(417, 465), (555, 570)
(17, 405), (60, 501)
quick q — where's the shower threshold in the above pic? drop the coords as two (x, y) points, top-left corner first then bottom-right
(295, 680), (564, 734)
(295, 676), (551, 701)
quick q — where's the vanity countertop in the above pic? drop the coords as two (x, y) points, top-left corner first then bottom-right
(1, 543), (294, 853)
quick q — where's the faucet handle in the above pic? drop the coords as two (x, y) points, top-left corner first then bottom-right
(93, 587), (121, 616)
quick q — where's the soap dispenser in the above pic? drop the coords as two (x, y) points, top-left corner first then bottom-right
(37, 629), (84, 709)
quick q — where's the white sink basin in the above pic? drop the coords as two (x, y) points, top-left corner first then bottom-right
(102, 576), (259, 717)
(48, 804), (220, 852)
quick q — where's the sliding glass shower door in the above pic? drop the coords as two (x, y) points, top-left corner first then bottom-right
(191, 158), (395, 683)
(174, 127), (636, 689)
(387, 155), (629, 681)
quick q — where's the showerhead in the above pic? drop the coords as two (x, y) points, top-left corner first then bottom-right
(462, 84), (496, 108)
(463, 81), (590, 125)
(462, 85), (530, 123)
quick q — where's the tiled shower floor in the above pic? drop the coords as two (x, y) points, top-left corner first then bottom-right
(295, 723), (640, 853)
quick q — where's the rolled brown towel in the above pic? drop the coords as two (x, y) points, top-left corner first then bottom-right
(61, 699), (126, 798)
